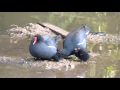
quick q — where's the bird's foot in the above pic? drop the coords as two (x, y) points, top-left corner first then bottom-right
(52, 53), (61, 62)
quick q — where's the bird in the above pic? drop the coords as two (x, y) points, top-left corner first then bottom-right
(58, 25), (90, 62)
(29, 34), (61, 61)
(74, 48), (90, 62)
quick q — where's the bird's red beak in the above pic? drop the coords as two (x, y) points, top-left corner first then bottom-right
(33, 37), (37, 45)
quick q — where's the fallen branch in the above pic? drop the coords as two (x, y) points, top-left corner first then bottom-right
(37, 22), (68, 38)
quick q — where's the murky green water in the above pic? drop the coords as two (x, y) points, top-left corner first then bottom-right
(0, 12), (120, 78)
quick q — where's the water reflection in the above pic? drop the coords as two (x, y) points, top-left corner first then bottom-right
(103, 66), (117, 78)
(87, 63), (96, 78)
(87, 42), (120, 57)
(86, 61), (119, 78)
(85, 41), (120, 78)
(0, 12), (120, 34)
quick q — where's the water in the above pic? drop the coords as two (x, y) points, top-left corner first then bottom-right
(0, 12), (120, 78)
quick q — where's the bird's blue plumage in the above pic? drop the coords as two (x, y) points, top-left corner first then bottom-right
(60, 25), (90, 61)
(29, 34), (61, 61)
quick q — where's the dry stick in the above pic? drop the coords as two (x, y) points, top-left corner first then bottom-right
(37, 22), (69, 38)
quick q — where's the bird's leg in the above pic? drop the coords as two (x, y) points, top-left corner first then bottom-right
(52, 54), (61, 62)
(52, 51), (62, 62)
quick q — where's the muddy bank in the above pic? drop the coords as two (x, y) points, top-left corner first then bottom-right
(0, 55), (98, 71)
(87, 34), (120, 43)
(0, 56), (80, 70)
(7, 23), (57, 43)
(7, 23), (120, 43)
